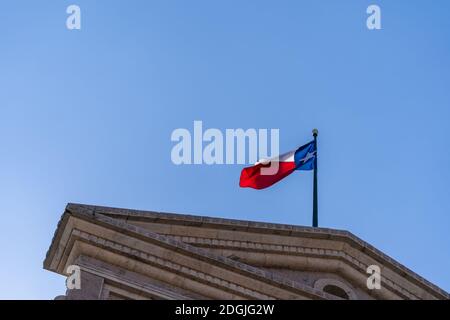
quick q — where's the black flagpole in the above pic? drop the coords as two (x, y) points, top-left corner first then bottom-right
(312, 129), (318, 227)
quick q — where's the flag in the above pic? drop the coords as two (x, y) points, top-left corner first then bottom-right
(239, 140), (316, 190)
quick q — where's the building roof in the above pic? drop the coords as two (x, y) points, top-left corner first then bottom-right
(44, 203), (450, 300)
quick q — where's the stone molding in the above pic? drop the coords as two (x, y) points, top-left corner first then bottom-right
(162, 234), (420, 299)
(75, 255), (201, 300)
(74, 203), (448, 299)
(44, 203), (450, 300)
(70, 228), (276, 299)
(48, 208), (332, 299)
(313, 278), (358, 300)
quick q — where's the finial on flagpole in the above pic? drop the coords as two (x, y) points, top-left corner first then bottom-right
(312, 128), (318, 137)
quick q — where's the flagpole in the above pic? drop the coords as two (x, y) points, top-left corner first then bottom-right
(312, 129), (318, 227)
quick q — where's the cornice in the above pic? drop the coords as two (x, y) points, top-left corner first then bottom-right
(162, 234), (422, 299)
(45, 207), (330, 300)
(71, 229), (275, 299)
(44, 203), (450, 300)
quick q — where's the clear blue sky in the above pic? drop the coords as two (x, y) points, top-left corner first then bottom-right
(0, 0), (449, 299)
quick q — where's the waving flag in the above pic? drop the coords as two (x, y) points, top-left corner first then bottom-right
(239, 140), (316, 190)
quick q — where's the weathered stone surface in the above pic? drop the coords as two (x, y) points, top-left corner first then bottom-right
(44, 203), (449, 300)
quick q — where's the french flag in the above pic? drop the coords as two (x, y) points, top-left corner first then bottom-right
(239, 141), (316, 190)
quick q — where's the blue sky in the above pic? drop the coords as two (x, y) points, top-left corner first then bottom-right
(0, 0), (449, 299)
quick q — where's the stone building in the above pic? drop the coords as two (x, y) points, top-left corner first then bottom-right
(44, 203), (449, 300)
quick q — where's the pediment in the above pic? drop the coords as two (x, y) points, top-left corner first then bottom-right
(44, 203), (449, 300)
